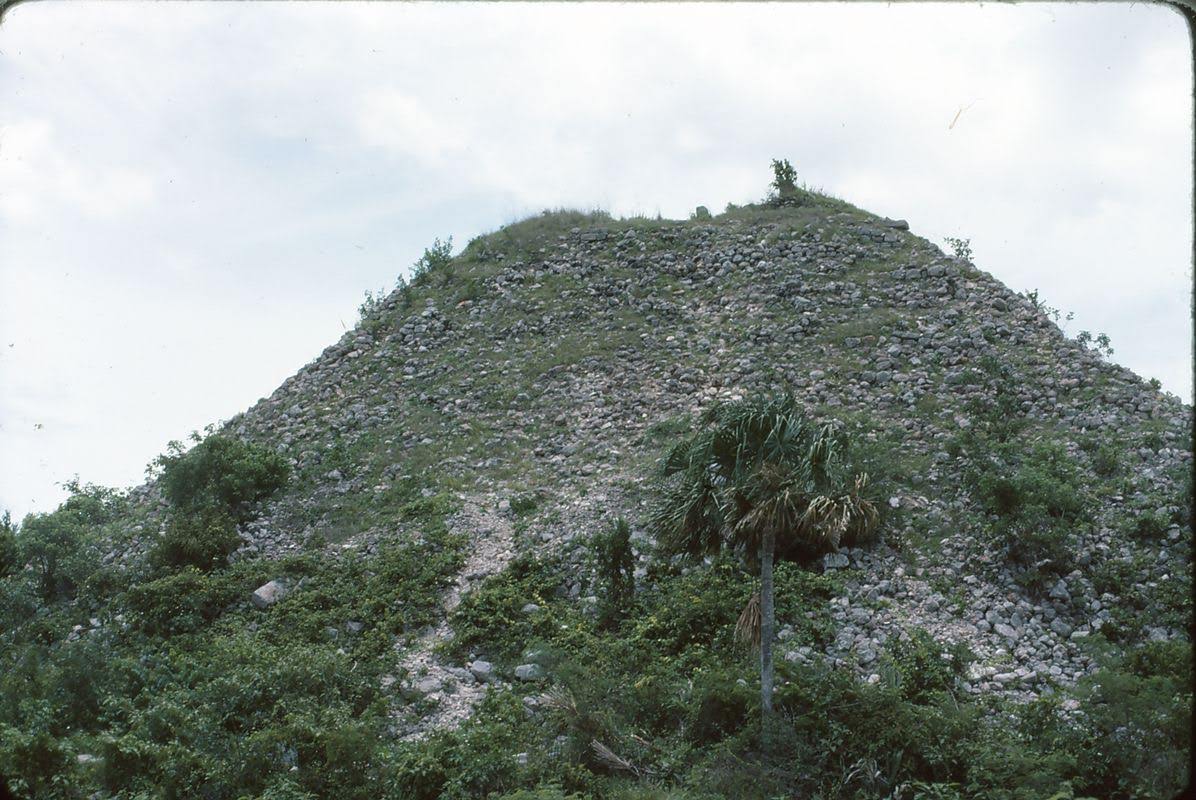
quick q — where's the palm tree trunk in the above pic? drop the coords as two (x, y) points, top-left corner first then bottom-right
(759, 528), (775, 721)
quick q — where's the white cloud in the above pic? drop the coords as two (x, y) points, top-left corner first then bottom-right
(355, 89), (465, 163)
(0, 119), (155, 224)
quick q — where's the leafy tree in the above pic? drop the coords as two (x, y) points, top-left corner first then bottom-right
(15, 483), (124, 600)
(770, 159), (798, 198)
(650, 395), (878, 731)
(0, 511), (18, 579)
(150, 431), (289, 522)
(147, 431), (289, 573)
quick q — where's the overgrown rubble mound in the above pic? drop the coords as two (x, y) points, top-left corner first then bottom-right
(18, 196), (1190, 797)
(171, 203), (1189, 704)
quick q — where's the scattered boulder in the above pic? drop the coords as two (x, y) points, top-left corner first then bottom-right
(469, 660), (496, 683)
(514, 663), (546, 682)
(823, 552), (850, 570)
(251, 580), (289, 609)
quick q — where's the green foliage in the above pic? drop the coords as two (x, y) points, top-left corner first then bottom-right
(630, 558), (752, 659)
(358, 286), (389, 323)
(391, 692), (537, 800)
(685, 665), (756, 745)
(447, 553), (569, 663)
(1066, 640), (1192, 799)
(0, 526), (465, 798)
(0, 702), (73, 798)
(769, 158), (798, 198)
(995, 509), (1074, 595)
(952, 356), (1095, 585)
(1128, 509), (1168, 540)
(90, 636), (386, 799)
(943, 237), (973, 261)
(651, 395), (878, 563)
(510, 492), (540, 516)
(265, 530), (465, 660)
(15, 483), (124, 601)
(149, 508), (242, 572)
(125, 565), (249, 636)
(494, 787), (587, 800)
(0, 510), (18, 579)
(150, 432), (290, 522)
(146, 432), (289, 574)
(627, 559), (834, 661)
(959, 425), (1087, 593)
(1020, 288), (1073, 328)
(883, 627), (973, 703)
(411, 236), (454, 286)
(1075, 330), (1114, 358)
(592, 517), (636, 630)
(1089, 442), (1120, 478)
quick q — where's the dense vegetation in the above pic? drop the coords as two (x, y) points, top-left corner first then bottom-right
(0, 171), (1189, 798)
(1, 417), (1188, 799)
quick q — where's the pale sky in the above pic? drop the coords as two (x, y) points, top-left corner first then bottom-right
(0, 2), (1191, 520)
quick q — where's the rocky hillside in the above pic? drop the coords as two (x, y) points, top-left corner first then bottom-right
(2, 191), (1190, 800)
(228, 200), (1187, 699)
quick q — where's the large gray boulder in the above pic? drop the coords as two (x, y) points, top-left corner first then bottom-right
(514, 663), (545, 682)
(469, 660), (496, 683)
(251, 580), (289, 609)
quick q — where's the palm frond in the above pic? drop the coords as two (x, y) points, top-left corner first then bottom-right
(541, 686), (579, 721)
(590, 739), (639, 775)
(798, 473), (880, 550)
(649, 472), (724, 558)
(735, 590), (762, 651)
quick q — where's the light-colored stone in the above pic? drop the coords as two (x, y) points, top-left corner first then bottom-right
(823, 551), (850, 570)
(251, 580), (288, 609)
(469, 660), (495, 682)
(514, 663), (545, 682)
(994, 623), (1019, 641)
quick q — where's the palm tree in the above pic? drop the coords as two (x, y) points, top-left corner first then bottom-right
(651, 395), (878, 725)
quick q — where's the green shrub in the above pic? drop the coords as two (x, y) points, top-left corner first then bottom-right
(0, 704), (72, 798)
(1068, 642), (1192, 798)
(943, 236), (973, 261)
(1075, 330), (1114, 358)
(1089, 444), (1120, 478)
(631, 558), (836, 664)
(961, 432), (1087, 593)
(125, 566), (246, 636)
(1128, 510), (1168, 540)
(15, 484), (122, 600)
(0, 511), (17, 579)
(151, 432), (289, 521)
(769, 159), (798, 199)
(358, 287), (389, 325)
(630, 559), (750, 660)
(882, 628), (972, 703)
(593, 518), (636, 630)
(410, 236), (454, 286)
(493, 787), (587, 800)
(686, 666), (755, 745)
(447, 553), (568, 663)
(390, 692), (535, 800)
(510, 493), (540, 516)
(264, 531), (464, 659)
(146, 433), (288, 575)
(149, 509), (242, 572)
(973, 440), (1084, 522)
(256, 776), (320, 800)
